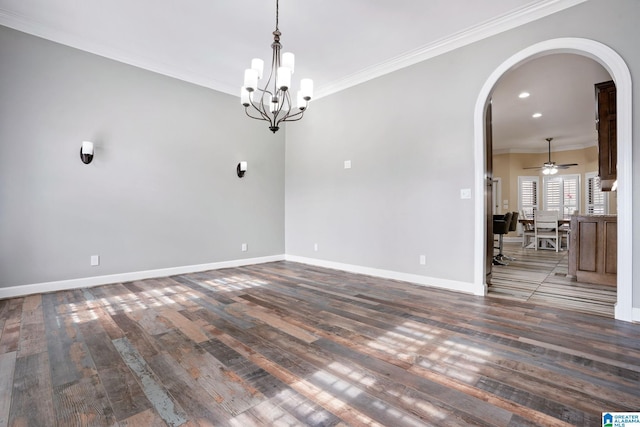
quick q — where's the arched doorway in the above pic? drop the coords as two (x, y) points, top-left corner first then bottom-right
(473, 38), (633, 322)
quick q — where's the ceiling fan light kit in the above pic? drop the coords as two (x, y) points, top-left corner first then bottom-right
(542, 163), (558, 175)
(523, 137), (579, 174)
(240, 0), (313, 133)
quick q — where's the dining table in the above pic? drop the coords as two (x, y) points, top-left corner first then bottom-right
(518, 218), (571, 250)
(518, 218), (571, 226)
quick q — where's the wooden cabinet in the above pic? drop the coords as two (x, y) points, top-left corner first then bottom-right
(568, 215), (617, 286)
(595, 80), (616, 191)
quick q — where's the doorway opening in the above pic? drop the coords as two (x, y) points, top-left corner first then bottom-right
(473, 38), (633, 322)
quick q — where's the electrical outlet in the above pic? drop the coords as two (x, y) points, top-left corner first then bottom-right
(90, 255), (100, 266)
(344, 160), (352, 169)
(314, 243), (319, 251)
(419, 255), (426, 265)
(241, 243), (248, 252)
(460, 188), (471, 199)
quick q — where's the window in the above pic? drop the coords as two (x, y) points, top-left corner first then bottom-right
(586, 171), (609, 214)
(518, 176), (539, 219)
(543, 174), (579, 218)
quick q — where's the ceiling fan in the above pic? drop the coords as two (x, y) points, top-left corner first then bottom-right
(523, 137), (578, 175)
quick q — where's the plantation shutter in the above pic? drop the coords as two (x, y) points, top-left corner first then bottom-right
(543, 174), (580, 218)
(518, 176), (539, 219)
(586, 172), (608, 214)
(544, 177), (562, 213)
(562, 176), (579, 217)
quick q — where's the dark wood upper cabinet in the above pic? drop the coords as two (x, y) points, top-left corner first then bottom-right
(595, 80), (616, 191)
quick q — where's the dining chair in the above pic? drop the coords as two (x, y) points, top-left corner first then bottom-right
(520, 210), (535, 248)
(502, 211), (519, 260)
(558, 210), (576, 250)
(534, 210), (560, 252)
(493, 212), (513, 265)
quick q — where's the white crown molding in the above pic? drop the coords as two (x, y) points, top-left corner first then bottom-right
(0, 254), (285, 300)
(493, 140), (597, 155)
(1, 1), (586, 99)
(315, 0), (588, 99)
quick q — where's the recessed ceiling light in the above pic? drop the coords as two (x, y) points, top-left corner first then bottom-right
(532, 112), (542, 118)
(519, 92), (530, 99)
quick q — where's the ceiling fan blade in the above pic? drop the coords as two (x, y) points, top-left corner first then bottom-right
(522, 139), (579, 170)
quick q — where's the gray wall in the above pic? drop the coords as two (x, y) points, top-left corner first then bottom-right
(0, 26), (285, 287)
(285, 0), (640, 305)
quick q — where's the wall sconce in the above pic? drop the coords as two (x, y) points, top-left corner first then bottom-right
(237, 161), (247, 178)
(80, 141), (94, 164)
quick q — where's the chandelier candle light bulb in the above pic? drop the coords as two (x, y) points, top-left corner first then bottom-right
(277, 67), (291, 90)
(300, 78), (313, 100)
(240, 0), (313, 133)
(251, 58), (264, 79)
(296, 91), (306, 110)
(243, 69), (258, 92)
(282, 52), (295, 72)
(241, 86), (252, 106)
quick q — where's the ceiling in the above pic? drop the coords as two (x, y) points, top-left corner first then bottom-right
(0, 0), (600, 151)
(492, 53), (611, 153)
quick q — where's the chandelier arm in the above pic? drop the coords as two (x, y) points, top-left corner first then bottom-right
(247, 99), (269, 118)
(249, 98), (270, 119)
(263, 47), (278, 94)
(246, 92), (277, 126)
(275, 92), (296, 122)
(280, 109), (306, 123)
(271, 88), (292, 122)
(245, 106), (271, 122)
(246, 87), (277, 125)
(256, 89), (274, 120)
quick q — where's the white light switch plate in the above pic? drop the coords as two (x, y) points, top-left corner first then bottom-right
(90, 255), (100, 266)
(460, 188), (471, 199)
(344, 160), (351, 169)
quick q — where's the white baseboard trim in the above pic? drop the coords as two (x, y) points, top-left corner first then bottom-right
(5, 254), (633, 318)
(285, 255), (482, 296)
(0, 254), (285, 300)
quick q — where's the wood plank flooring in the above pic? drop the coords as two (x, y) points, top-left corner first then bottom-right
(1, 261), (639, 426)
(489, 242), (617, 318)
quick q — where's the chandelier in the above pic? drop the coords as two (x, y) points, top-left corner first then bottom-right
(240, 0), (313, 133)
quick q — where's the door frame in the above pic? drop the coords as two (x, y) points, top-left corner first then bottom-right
(472, 38), (633, 322)
(492, 177), (502, 215)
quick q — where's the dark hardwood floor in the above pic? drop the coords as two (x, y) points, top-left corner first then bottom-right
(489, 242), (617, 318)
(1, 261), (639, 426)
